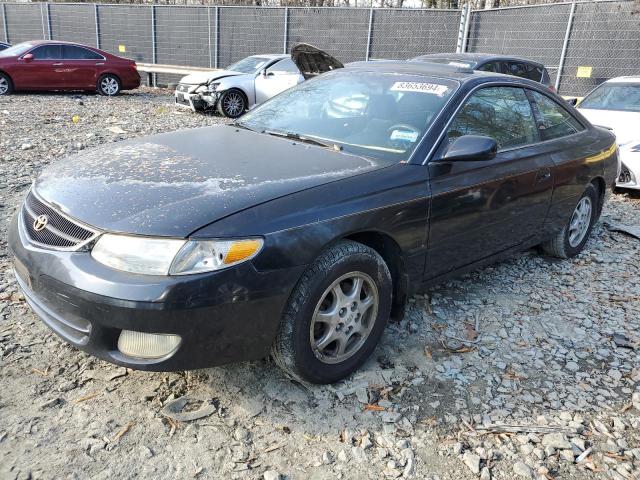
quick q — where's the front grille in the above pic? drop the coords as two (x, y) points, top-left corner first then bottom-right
(22, 191), (98, 250)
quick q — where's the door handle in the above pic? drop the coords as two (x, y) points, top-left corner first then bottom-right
(536, 169), (552, 183)
(96, 63), (105, 66)
(53, 63), (63, 66)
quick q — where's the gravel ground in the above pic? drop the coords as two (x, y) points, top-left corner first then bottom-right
(1, 90), (639, 480)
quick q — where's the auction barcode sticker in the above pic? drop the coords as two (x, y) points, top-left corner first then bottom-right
(390, 82), (449, 96)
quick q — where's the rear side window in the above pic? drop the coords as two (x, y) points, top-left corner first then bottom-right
(446, 86), (538, 150)
(31, 45), (62, 60)
(62, 45), (103, 60)
(529, 90), (584, 141)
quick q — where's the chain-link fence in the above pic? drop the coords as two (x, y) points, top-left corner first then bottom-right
(0, 0), (638, 95)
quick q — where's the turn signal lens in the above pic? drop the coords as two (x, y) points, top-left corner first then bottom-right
(224, 239), (263, 264)
(117, 330), (181, 359)
(169, 238), (264, 275)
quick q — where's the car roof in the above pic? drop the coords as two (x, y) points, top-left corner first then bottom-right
(603, 76), (640, 83)
(344, 59), (523, 82)
(250, 54), (290, 60)
(16, 39), (100, 48)
(413, 52), (546, 68)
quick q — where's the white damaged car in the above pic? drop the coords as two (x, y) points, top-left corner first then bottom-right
(175, 44), (343, 118)
(577, 76), (640, 190)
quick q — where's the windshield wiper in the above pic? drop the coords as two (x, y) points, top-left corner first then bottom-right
(233, 122), (257, 132)
(263, 129), (342, 151)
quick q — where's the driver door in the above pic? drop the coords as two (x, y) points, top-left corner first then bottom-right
(425, 86), (555, 278)
(12, 44), (66, 90)
(254, 58), (304, 105)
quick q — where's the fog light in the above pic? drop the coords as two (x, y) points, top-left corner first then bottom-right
(117, 330), (181, 359)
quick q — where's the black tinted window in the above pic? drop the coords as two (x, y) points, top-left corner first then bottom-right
(529, 90), (584, 140)
(505, 62), (543, 82)
(447, 87), (538, 150)
(31, 45), (62, 60)
(62, 45), (102, 60)
(478, 61), (501, 73)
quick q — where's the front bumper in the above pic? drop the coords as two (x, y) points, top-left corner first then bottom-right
(8, 213), (304, 371)
(175, 88), (218, 112)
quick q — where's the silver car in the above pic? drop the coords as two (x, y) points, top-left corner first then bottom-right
(175, 44), (343, 118)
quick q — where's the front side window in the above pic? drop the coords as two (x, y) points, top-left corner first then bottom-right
(478, 61), (501, 73)
(62, 45), (103, 60)
(239, 71), (458, 162)
(529, 90), (584, 141)
(446, 87), (538, 150)
(268, 58), (300, 74)
(31, 45), (63, 60)
(579, 82), (640, 113)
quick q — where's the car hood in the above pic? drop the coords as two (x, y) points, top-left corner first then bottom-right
(34, 126), (388, 237)
(579, 108), (640, 146)
(179, 69), (246, 85)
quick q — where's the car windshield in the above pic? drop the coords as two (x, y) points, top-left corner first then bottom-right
(226, 56), (271, 74)
(0, 42), (33, 58)
(579, 82), (640, 113)
(238, 71), (458, 162)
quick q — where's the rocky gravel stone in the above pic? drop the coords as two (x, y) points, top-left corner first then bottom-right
(1, 91), (639, 480)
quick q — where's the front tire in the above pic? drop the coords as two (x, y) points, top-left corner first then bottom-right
(217, 89), (247, 118)
(0, 73), (13, 95)
(272, 241), (392, 384)
(541, 184), (598, 258)
(98, 74), (121, 96)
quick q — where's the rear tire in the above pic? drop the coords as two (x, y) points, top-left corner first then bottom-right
(217, 89), (247, 118)
(541, 184), (598, 258)
(97, 74), (121, 96)
(272, 240), (392, 384)
(0, 73), (13, 95)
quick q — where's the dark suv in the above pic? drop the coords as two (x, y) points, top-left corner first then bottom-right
(412, 53), (554, 91)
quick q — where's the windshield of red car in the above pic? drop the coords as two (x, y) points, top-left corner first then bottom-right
(238, 71), (459, 162)
(580, 83), (640, 113)
(0, 42), (34, 58)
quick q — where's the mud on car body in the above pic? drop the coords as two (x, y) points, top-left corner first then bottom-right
(10, 61), (618, 384)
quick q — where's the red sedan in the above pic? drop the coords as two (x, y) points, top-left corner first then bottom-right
(0, 40), (140, 96)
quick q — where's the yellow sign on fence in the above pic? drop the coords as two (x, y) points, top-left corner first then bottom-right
(577, 66), (593, 78)
(118, 44), (126, 53)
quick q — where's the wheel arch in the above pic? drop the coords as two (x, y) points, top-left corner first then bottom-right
(0, 69), (13, 85)
(219, 87), (249, 106)
(342, 230), (408, 320)
(590, 176), (606, 217)
(98, 71), (122, 85)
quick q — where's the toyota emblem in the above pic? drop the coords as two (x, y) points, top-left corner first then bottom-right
(33, 214), (49, 232)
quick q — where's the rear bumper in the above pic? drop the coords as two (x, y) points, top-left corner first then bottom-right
(8, 213), (304, 371)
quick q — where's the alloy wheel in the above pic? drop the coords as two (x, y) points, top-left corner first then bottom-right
(310, 272), (379, 364)
(101, 77), (119, 96)
(0, 77), (8, 95)
(568, 196), (592, 247)
(223, 92), (244, 117)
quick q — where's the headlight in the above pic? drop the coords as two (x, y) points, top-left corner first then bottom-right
(207, 82), (220, 93)
(91, 234), (263, 276)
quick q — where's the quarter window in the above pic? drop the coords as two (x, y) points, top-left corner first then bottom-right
(446, 87), (538, 150)
(31, 45), (62, 60)
(62, 45), (103, 60)
(529, 90), (584, 141)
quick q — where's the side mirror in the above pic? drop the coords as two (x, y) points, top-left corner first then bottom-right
(22, 53), (34, 62)
(442, 135), (498, 162)
(567, 97), (579, 107)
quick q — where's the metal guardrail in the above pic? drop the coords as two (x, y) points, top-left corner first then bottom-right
(135, 62), (217, 86)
